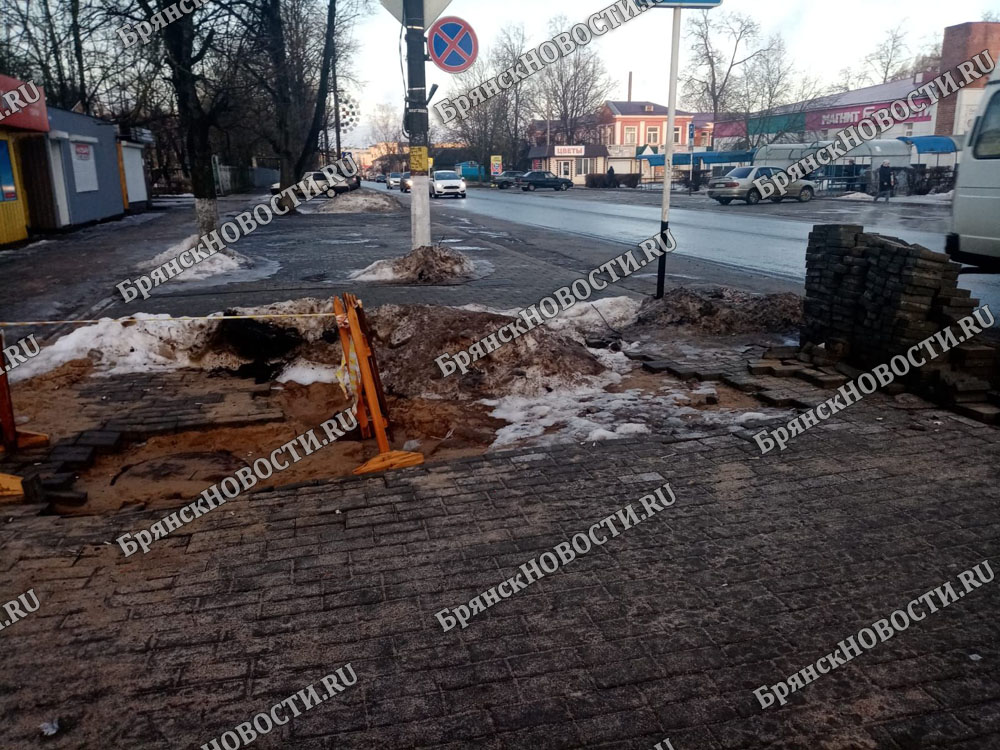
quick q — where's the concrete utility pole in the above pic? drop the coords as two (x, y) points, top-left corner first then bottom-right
(404, 0), (431, 249)
(656, 6), (682, 299)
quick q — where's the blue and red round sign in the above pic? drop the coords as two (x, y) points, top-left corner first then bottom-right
(428, 16), (478, 74)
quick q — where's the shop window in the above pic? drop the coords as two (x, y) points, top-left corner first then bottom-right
(71, 141), (99, 192)
(557, 160), (572, 178)
(0, 141), (16, 202)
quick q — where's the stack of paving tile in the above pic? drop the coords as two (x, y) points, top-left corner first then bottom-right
(798, 224), (1000, 423)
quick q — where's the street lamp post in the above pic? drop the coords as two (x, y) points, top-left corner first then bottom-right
(656, 6), (683, 300)
(650, 0), (723, 300)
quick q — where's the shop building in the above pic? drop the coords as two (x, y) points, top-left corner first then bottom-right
(0, 74), (50, 246)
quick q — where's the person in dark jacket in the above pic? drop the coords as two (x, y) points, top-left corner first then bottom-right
(607, 164), (618, 188)
(875, 160), (895, 202)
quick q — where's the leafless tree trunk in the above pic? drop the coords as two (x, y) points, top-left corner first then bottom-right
(682, 10), (770, 150)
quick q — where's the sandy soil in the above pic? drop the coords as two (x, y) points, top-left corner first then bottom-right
(11, 288), (802, 518)
(66, 382), (500, 516)
(10, 359), (97, 440)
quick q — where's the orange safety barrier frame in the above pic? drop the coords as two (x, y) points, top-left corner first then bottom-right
(333, 295), (424, 475)
(0, 330), (49, 497)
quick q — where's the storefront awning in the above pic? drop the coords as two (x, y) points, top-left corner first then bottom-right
(896, 136), (960, 154)
(639, 150), (756, 166)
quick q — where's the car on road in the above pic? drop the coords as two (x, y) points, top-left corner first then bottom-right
(491, 170), (524, 189)
(708, 165), (815, 205)
(948, 70), (1000, 269)
(400, 172), (413, 193)
(387, 172), (402, 190)
(429, 170), (467, 199)
(516, 171), (573, 192)
(375, 174), (386, 183)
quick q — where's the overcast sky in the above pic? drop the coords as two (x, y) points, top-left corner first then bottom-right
(346, 0), (999, 145)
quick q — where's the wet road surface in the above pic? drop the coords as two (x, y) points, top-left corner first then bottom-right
(384, 183), (1000, 320)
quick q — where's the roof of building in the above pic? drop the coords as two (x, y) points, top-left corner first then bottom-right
(897, 135), (962, 154)
(716, 76), (938, 124)
(605, 101), (694, 117)
(527, 144), (609, 159)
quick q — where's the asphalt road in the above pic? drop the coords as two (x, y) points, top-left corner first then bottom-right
(380, 182), (1000, 318)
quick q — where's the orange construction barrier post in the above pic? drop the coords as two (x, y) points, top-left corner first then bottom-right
(333, 295), (423, 475)
(333, 297), (372, 440)
(0, 330), (48, 499)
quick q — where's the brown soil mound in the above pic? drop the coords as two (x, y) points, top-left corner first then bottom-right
(367, 304), (606, 400)
(633, 287), (803, 335)
(355, 245), (475, 284)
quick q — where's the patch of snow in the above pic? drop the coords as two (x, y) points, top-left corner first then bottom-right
(147, 235), (252, 281)
(349, 259), (401, 282)
(277, 360), (339, 385)
(10, 314), (220, 382)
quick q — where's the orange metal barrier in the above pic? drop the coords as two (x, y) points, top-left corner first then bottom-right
(333, 295), (424, 475)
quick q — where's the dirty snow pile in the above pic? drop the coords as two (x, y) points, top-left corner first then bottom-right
(366, 304), (608, 401)
(315, 189), (400, 214)
(9, 314), (226, 383)
(461, 296), (643, 344)
(9, 299), (342, 385)
(350, 245), (476, 284)
(148, 234), (254, 281)
(634, 287), (802, 335)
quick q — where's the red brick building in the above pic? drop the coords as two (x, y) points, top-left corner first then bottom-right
(935, 21), (1000, 136)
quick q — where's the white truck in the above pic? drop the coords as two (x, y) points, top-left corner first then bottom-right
(947, 72), (1000, 269)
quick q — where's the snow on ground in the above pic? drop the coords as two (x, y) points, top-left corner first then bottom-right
(349, 259), (401, 282)
(312, 189), (400, 214)
(834, 191), (953, 204)
(10, 314), (223, 383)
(277, 359), (340, 385)
(459, 296), (643, 343)
(348, 246), (479, 283)
(147, 235), (253, 281)
(483, 376), (786, 450)
(10, 299), (340, 383)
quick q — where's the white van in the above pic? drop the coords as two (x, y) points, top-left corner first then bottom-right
(947, 73), (1000, 268)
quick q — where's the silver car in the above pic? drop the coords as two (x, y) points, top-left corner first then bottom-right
(708, 165), (816, 205)
(387, 172), (402, 190)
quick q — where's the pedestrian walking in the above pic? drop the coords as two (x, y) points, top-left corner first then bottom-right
(875, 160), (895, 202)
(607, 164), (617, 188)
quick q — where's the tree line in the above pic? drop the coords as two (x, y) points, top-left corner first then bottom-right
(1, 0), (370, 234)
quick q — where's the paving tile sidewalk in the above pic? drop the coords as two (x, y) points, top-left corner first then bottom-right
(1, 389), (999, 749)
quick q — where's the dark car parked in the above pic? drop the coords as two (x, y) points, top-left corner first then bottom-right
(516, 171), (573, 192)
(491, 170), (524, 189)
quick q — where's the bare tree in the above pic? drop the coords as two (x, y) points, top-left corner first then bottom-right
(491, 24), (533, 168)
(439, 61), (506, 175)
(682, 10), (771, 148)
(832, 66), (875, 93)
(534, 16), (613, 146)
(369, 102), (403, 150)
(984, 10), (999, 22)
(730, 35), (824, 149)
(863, 24), (910, 84)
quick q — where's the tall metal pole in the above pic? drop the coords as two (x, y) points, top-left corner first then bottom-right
(404, 0), (431, 249)
(656, 7), (682, 300)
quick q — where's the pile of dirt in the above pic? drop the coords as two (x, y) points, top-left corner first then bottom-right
(367, 304), (607, 400)
(316, 189), (401, 214)
(632, 287), (803, 335)
(350, 245), (475, 284)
